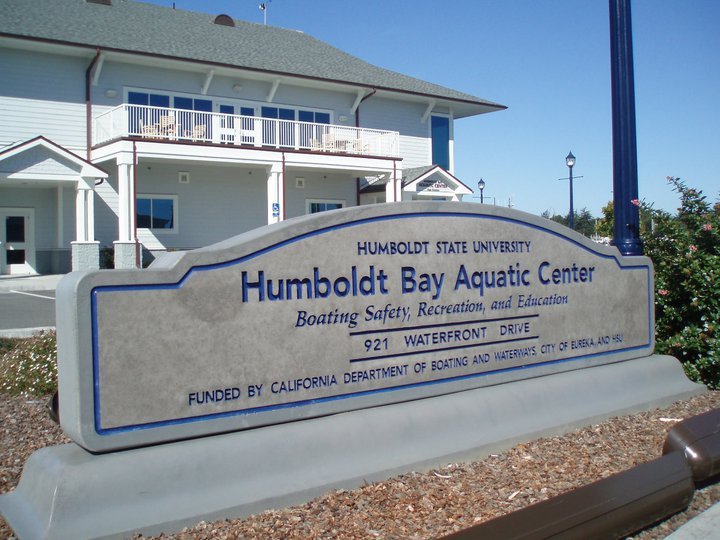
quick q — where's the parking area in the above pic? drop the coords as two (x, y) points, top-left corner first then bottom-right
(0, 275), (61, 337)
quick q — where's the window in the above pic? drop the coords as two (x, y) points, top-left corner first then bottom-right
(307, 199), (345, 214)
(298, 110), (330, 147)
(174, 97), (211, 111)
(431, 116), (450, 170)
(298, 110), (330, 124)
(137, 195), (178, 232)
(128, 92), (171, 134)
(128, 92), (170, 107)
(262, 107), (296, 146)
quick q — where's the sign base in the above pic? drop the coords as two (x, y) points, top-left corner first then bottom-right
(0, 355), (705, 539)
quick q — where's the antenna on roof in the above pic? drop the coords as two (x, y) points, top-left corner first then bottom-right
(259, 0), (271, 25)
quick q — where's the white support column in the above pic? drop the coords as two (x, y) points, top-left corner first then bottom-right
(267, 162), (283, 224)
(75, 188), (88, 242)
(86, 187), (95, 242)
(396, 169), (403, 202)
(385, 180), (395, 203)
(114, 153), (138, 269)
(386, 165), (402, 203)
(117, 158), (132, 242)
(71, 182), (100, 271)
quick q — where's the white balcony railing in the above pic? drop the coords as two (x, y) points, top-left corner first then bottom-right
(94, 104), (400, 158)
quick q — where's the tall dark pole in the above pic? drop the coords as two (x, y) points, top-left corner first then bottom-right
(569, 167), (574, 229)
(609, 0), (642, 255)
(566, 152), (575, 229)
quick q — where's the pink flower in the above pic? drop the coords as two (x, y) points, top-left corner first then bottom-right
(630, 198), (641, 207)
(703, 223), (713, 231)
(689, 245), (698, 252)
(658, 289), (669, 296)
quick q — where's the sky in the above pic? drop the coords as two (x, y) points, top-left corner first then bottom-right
(143, 0), (719, 218)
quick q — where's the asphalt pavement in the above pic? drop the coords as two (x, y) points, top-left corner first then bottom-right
(0, 275), (62, 337)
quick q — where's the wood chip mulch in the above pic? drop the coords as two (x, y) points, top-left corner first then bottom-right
(1, 391), (719, 539)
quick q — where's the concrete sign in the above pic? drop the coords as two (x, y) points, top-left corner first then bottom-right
(57, 203), (654, 452)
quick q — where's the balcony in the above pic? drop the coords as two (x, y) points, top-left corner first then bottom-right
(94, 104), (400, 158)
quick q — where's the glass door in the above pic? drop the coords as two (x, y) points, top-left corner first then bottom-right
(0, 209), (35, 275)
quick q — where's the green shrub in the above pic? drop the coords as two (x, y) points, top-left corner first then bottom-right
(0, 337), (20, 357)
(0, 331), (58, 396)
(640, 177), (720, 389)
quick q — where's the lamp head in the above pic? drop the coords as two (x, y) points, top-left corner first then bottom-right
(477, 178), (485, 190)
(566, 151), (576, 168)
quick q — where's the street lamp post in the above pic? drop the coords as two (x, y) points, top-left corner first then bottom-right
(477, 179), (486, 204)
(565, 151), (576, 230)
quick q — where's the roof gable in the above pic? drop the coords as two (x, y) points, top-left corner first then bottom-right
(0, 136), (108, 181)
(403, 166), (473, 196)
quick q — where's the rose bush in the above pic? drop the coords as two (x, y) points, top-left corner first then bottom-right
(641, 177), (719, 389)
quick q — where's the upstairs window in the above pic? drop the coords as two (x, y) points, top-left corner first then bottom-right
(128, 92), (170, 107)
(298, 110), (330, 124)
(431, 115), (450, 170)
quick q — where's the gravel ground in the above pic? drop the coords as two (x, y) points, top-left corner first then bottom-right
(2, 391), (719, 539)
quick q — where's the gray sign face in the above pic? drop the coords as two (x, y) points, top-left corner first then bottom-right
(56, 203), (654, 452)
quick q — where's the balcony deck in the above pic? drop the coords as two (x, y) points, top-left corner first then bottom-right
(94, 105), (400, 158)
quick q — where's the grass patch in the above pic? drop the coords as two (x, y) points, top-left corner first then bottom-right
(0, 337), (21, 356)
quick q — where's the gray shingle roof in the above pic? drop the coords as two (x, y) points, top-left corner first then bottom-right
(0, 0), (505, 115)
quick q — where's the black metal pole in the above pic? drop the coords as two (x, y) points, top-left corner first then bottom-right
(480, 188), (484, 204)
(609, 0), (642, 255)
(568, 164), (575, 229)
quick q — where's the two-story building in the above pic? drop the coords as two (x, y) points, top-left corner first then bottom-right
(0, 0), (505, 275)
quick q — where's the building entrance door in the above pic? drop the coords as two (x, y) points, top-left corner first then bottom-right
(0, 208), (36, 275)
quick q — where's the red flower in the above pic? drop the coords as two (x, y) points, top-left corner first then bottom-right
(658, 289), (669, 296)
(630, 198), (641, 207)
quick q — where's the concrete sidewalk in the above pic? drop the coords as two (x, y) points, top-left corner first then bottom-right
(665, 501), (720, 539)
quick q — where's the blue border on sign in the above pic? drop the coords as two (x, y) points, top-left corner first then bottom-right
(90, 211), (653, 435)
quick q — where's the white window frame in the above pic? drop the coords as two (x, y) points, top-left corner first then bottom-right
(136, 194), (179, 234)
(306, 199), (346, 214)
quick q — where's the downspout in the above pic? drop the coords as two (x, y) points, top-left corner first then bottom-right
(355, 89), (376, 205)
(85, 49), (101, 160)
(133, 141), (140, 267)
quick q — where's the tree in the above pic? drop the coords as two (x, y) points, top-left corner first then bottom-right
(597, 202), (614, 238)
(541, 208), (597, 238)
(595, 199), (654, 240)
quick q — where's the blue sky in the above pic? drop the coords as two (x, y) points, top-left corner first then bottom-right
(145, 0), (718, 217)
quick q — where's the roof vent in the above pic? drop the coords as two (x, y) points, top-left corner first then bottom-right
(214, 14), (235, 27)
(86, 0), (112, 5)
